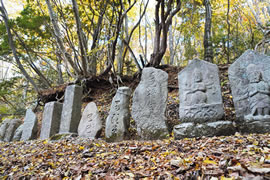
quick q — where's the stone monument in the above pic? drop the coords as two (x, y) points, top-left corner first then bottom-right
(13, 124), (23, 141)
(21, 109), (38, 141)
(174, 59), (235, 139)
(3, 119), (22, 142)
(78, 102), (102, 138)
(105, 87), (131, 142)
(59, 85), (82, 134)
(40, 102), (63, 139)
(229, 50), (270, 133)
(0, 119), (9, 141)
(131, 67), (169, 140)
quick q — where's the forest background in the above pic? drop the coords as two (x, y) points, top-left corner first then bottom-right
(0, 0), (269, 118)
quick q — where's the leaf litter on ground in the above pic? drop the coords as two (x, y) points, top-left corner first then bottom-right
(1, 133), (270, 179)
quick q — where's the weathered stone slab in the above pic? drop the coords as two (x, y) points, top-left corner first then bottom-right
(0, 119), (9, 141)
(4, 119), (22, 142)
(59, 85), (82, 133)
(21, 109), (38, 141)
(78, 102), (102, 138)
(229, 50), (270, 133)
(106, 87), (131, 142)
(229, 50), (270, 118)
(178, 59), (224, 123)
(13, 124), (23, 141)
(132, 68), (169, 140)
(173, 121), (235, 139)
(40, 102), (63, 140)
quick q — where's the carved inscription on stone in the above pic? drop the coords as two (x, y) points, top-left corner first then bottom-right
(105, 87), (131, 142)
(131, 67), (169, 140)
(78, 102), (102, 138)
(178, 59), (224, 123)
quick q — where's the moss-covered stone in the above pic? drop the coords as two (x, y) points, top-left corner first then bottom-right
(50, 133), (78, 141)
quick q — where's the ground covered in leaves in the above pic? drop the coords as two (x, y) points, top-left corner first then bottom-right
(1, 133), (270, 179)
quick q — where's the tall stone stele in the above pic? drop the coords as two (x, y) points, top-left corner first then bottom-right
(40, 102), (63, 139)
(106, 87), (131, 142)
(59, 85), (83, 134)
(21, 109), (38, 141)
(173, 59), (235, 139)
(78, 102), (102, 138)
(229, 50), (270, 133)
(132, 67), (169, 140)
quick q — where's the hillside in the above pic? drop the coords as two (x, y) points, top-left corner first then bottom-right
(2, 65), (270, 179)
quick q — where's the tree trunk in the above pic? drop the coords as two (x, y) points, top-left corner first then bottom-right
(144, 9), (148, 62)
(45, 0), (80, 77)
(101, 1), (136, 76)
(12, 29), (52, 88)
(0, 1), (39, 93)
(148, 0), (181, 67)
(117, 37), (124, 75)
(169, 24), (174, 65)
(71, 0), (88, 76)
(89, 0), (108, 75)
(227, 0), (230, 64)
(203, 0), (213, 62)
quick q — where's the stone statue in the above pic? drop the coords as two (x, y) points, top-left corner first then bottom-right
(246, 64), (270, 117)
(178, 59), (224, 123)
(186, 69), (207, 105)
(174, 59), (233, 139)
(229, 50), (270, 134)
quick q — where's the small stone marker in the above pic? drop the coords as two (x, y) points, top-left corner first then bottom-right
(174, 59), (234, 139)
(78, 102), (102, 138)
(13, 124), (23, 141)
(21, 109), (38, 141)
(59, 85), (82, 133)
(106, 87), (131, 142)
(4, 119), (22, 142)
(40, 102), (63, 140)
(229, 50), (270, 133)
(131, 67), (169, 140)
(0, 119), (9, 141)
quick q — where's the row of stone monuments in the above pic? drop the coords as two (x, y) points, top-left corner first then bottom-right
(0, 50), (270, 142)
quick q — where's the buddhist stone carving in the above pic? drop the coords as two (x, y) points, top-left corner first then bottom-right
(174, 59), (234, 139)
(229, 50), (270, 133)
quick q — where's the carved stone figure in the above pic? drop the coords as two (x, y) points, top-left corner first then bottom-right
(178, 59), (224, 123)
(174, 59), (234, 139)
(131, 68), (169, 140)
(246, 64), (270, 117)
(187, 69), (207, 105)
(229, 50), (270, 133)
(105, 87), (131, 142)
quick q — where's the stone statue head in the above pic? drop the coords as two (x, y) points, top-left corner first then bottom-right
(247, 64), (261, 83)
(193, 69), (203, 82)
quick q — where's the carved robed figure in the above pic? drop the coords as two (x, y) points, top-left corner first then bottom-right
(229, 50), (270, 133)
